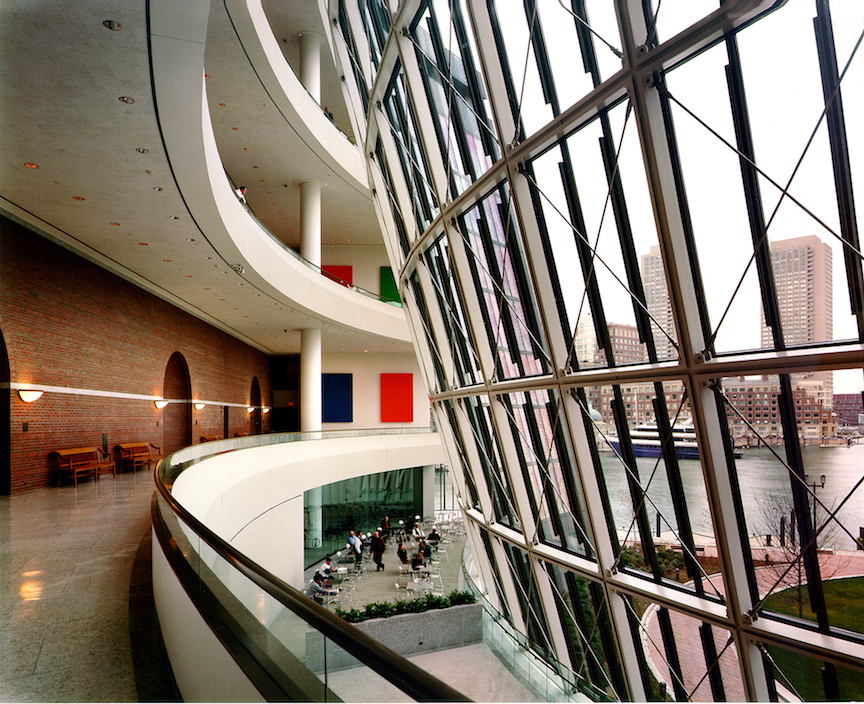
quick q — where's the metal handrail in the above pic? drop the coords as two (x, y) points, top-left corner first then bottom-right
(152, 431), (468, 702)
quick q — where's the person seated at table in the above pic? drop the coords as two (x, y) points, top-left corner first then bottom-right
(396, 542), (408, 564)
(427, 526), (441, 543)
(319, 557), (334, 575)
(306, 573), (338, 605)
(411, 551), (424, 570)
(412, 523), (425, 540)
(420, 539), (432, 560)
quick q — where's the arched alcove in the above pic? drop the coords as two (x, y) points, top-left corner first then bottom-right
(0, 329), (10, 496)
(250, 376), (262, 436)
(163, 352), (191, 456)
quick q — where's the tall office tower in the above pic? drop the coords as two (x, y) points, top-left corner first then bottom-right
(760, 235), (833, 399)
(573, 313), (647, 368)
(641, 245), (677, 360)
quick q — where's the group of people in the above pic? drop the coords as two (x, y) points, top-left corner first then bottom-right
(308, 515), (444, 603)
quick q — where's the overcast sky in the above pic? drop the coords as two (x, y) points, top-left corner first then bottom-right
(483, 0), (864, 392)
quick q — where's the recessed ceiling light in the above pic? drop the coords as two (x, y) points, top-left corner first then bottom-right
(232, 127), (238, 131)
(136, 148), (149, 154)
(24, 163), (38, 169)
(204, 287), (210, 290)
(243, 148), (249, 151)
(109, 222), (120, 226)
(219, 103), (225, 107)
(186, 238), (195, 242)
(203, 256), (211, 260)
(73, 196), (85, 201)
(103, 20), (122, 30)
(204, 74), (210, 79)
(169, 216), (179, 219)
(153, 186), (163, 191)
(185, 275), (192, 278)
(139, 242), (148, 246)
(119, 96), (134, 104)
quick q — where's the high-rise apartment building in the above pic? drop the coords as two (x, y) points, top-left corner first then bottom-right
(761, 235), (834, 399)
(760, 235), (833, 347)
(641, 244), (677, 360)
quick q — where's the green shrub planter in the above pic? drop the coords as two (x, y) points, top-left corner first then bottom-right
(334, 590), (476, 623)
(305, 593), (482, 673)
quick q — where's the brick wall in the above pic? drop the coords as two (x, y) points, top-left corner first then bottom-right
(1, 216), (271, 493)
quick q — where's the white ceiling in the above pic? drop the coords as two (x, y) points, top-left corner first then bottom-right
(0, 0), (406, 356)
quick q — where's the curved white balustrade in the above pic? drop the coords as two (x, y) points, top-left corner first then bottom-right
(148, 0), (409, 341)
(171, 432), (446, 587)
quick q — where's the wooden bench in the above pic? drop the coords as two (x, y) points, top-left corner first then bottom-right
(54, 447), (115, 487)
(199, 435), (219, 443)
(118, 442), (162, 473)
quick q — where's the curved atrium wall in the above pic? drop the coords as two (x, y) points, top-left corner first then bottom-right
(329, 0), (864, 700)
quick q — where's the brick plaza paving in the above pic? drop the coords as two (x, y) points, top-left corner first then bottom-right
(642, 550), (864, 701)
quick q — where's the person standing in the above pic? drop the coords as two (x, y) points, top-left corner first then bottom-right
(347, 530), (363, 562)
(371, 530), (386, 571)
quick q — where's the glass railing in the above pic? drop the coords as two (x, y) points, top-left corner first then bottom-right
(153, 429), (466, 701)
(462, 551), (613, 702)
(224, 178), (402, 307)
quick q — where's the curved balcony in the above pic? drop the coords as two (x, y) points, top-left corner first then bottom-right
(148, 0), (408, 342)
(151, 429), (467, 701)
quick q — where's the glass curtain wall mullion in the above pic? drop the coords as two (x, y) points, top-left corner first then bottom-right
(462, 396), (520, 529)
(440, 399), (480, 508)
(407, 270), (448, 392)
(813, 1), (864, 338)
(422, 236), (482, 387)
(724, 26), (838, 698)
(457, 185), (550, 381)
(500, 542), (556, 662)
(478, 526), (512, 622)
(410, 2), (475, 199)
(373, 137), (413, 258)
(382, 64), (440, 233)
(338, 0), (371, 114)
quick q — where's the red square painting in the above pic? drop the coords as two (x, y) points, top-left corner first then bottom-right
(380, 373), (413, 422)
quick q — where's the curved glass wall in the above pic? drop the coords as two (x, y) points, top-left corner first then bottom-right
(333, 0), (864, 700)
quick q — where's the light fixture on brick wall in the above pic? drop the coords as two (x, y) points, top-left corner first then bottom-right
(154, 399), (169, 409)
(17, 389), (43, 403)
(194, 403), (206, 410)
(246, 406), (255, 413)
(262, 407), (271, 414)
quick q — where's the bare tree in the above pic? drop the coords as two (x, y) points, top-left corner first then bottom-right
(756, 489), (848, 619)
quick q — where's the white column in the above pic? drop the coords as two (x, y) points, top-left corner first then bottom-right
(300, 327), (322, 434)
(297, 31), (322, 103)
(298, 180), (322, 268)
(301, 326), (323, 551)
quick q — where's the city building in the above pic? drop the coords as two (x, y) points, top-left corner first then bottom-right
(641, 244), (677, 361)
(2, 1), (863, 703)
(724, 378), (835, 440)
(761, 235), (834, 399)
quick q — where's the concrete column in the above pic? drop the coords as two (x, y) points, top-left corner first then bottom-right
(297, 31), (323, 103)
(298, 180), (322, 268)
(423, 464), (436, 522)
(301, 326), (323, 551)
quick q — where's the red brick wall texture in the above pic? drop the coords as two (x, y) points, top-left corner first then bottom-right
(1, 216), (271, 493)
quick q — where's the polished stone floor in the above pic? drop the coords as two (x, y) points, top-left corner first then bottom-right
(0, 470), (175, 703)
(0, 472), (539, 703)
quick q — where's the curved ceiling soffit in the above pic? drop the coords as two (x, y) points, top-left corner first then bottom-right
(225, 0), (369, 192)
(148, 0), (410, 342)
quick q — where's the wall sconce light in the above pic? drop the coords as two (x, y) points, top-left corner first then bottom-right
(18, 389), (43, 403)
(194, 403), (206, 411)
(262, 407), (271, 414)
(246, 406), (255, 413)
(154, 400), (169, 409)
